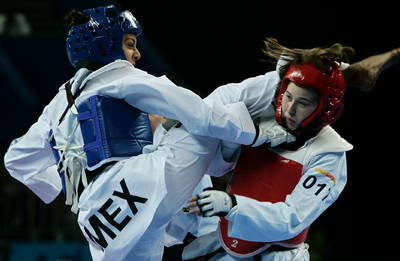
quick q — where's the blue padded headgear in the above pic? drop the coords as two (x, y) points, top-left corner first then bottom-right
(66, 5), (142, 67)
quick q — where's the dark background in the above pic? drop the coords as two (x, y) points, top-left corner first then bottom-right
(0, 1), (399, 260)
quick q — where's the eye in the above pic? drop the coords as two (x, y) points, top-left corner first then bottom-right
(284, 92), (292, 100)
(298, 100), (314, 107)
(125, 40), (136, 48)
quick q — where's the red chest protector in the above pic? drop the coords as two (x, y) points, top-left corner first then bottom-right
(219, 146), (309, 257)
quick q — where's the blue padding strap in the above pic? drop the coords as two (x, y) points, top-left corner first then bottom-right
(48, 129), (66, 195)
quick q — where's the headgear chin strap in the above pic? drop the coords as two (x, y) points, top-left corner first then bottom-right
(66, 5), (142, 68)
(275, 62), (346, 133)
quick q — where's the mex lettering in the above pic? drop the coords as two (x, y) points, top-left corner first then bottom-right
(83, 178), (148, 250)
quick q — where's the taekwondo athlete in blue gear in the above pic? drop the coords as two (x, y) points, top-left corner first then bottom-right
(4, 5), (295, 261)
(50, 5), (153, 210)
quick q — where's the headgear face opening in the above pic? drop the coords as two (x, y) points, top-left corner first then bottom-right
(275, 62), (346, 133)
(66, 5), (142, 67)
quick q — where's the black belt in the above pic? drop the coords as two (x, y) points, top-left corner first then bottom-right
(77, 161), (116, 195)
(252, 245), (298, 261)
(85, 161), (116, 183)
(184, 245), (297, 261)
(266, 245), (297, 252)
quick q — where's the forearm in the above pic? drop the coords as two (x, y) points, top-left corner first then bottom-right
(24, 165), (62, 203)
(225, 196), (313, 242)
(4, 120), (61, 203)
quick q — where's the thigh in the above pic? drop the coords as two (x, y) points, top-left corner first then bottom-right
(156, 128), (220, 224)
(77, 153), (169, 261)
(123, 224), (166, 261)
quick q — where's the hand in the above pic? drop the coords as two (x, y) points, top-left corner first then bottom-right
(185, 190), (236, 217)
(252, 117), (296, 147)
(148, 114), (166, 133)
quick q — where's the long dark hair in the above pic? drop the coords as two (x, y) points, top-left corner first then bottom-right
(262, 37), (355, 78)
(63, 9), (106, 70)
(64, 9), (85, 31)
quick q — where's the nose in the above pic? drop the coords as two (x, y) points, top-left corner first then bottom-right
(133, 48), (141, 62)
(287, 101), (296, 116)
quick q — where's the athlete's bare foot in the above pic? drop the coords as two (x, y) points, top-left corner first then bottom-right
(344, 48), (400, 92)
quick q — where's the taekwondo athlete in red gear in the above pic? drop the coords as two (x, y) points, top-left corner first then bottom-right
(163, 40), (399, 260)
(184, 46), (356, 261)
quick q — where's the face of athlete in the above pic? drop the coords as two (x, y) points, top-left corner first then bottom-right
(122, 33), (141, 65)
(281, 82), (319, 131)
(122, 34), (164, 131)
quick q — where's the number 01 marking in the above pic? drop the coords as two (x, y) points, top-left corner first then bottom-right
(303, 175), (327, 196)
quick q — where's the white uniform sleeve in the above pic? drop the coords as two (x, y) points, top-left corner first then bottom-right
(4, 103), (62, 204)
(203, 71), (280, 176)
(82, 66), (256, 145)
(225, 152), (348, 242)
(204, 71), (280, 120)
(203, 103), (249, 177)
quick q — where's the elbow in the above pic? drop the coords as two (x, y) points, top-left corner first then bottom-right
(270, 203), (309, 240)
(266, 221), (305, 242)
(4, 150), (14, 175)
(284, 222), (307, 240)
(4, 149), (25, 180)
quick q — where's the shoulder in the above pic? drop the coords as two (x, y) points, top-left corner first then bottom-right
(309, 126), (353, 153)
(271, 126), (352, 172)
(301, 126), (351, 178)
(93, 60), (148, 77)
(80, 60), (154, 89)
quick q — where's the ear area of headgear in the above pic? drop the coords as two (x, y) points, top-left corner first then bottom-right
(274, 77), (289, 126)
(319, 61), (346, 126)
(118, 10), (142, 37)
(66, 5), (142, 68)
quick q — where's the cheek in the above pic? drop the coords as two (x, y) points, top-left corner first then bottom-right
(298, 106), (317, 122)
(122, 46), (128, 56)
(281, 98), (289, 113)
(122, 46), (130, 56)
(122, 48), (135, 63)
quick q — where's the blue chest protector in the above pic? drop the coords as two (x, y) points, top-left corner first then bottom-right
(77, 95), (153, 169)
(49, 95), (153, 194)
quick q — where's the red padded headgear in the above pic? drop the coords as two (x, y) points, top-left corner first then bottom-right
(275, 62), (346, 132)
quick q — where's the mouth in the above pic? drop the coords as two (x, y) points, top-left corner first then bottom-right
(285, 117), (295, 124)
(285, 117), (297, 129)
